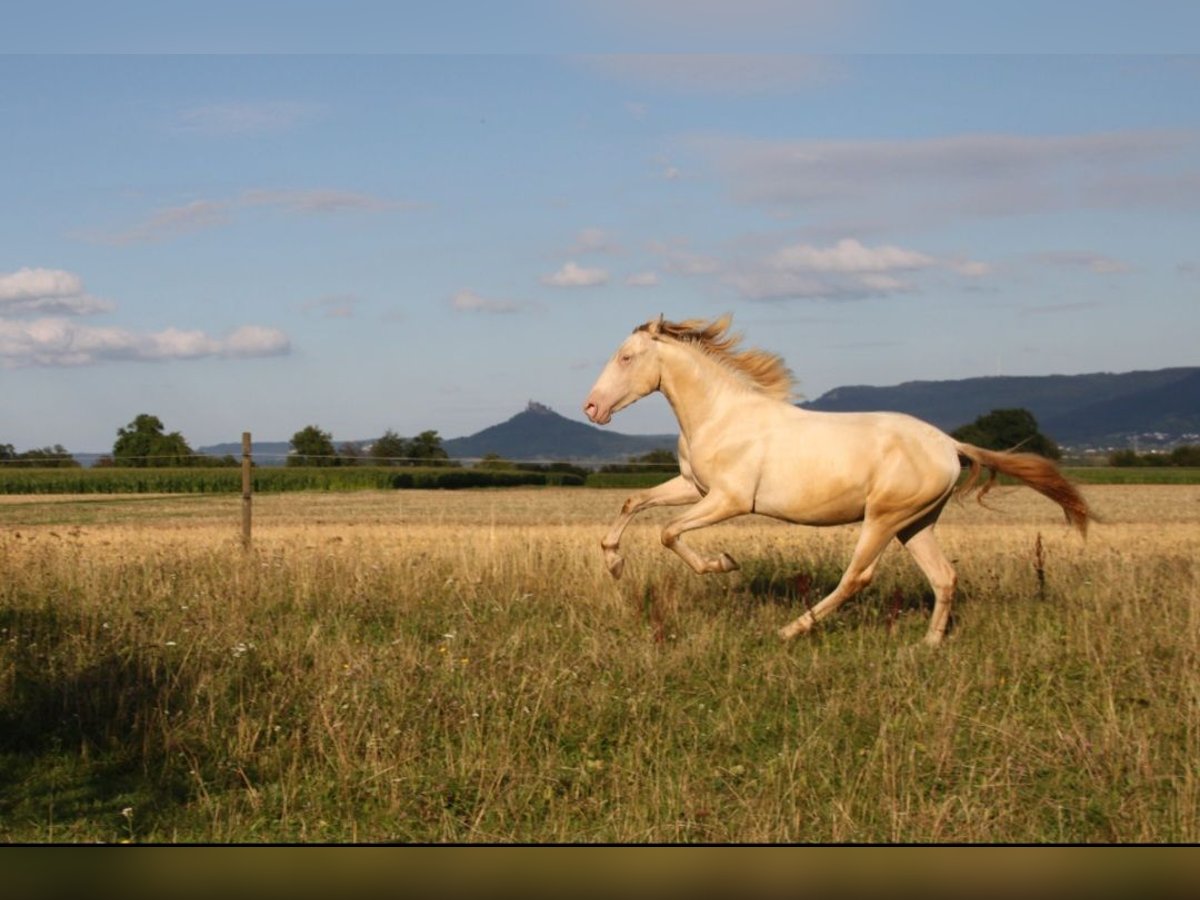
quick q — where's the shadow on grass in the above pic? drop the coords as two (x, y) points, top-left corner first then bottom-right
(0, 608), (194, 837)
(730, 558), (942, 635)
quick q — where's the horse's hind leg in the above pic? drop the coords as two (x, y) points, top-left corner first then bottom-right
(779, 519), (894, 640)
(899, 521), (957, 646)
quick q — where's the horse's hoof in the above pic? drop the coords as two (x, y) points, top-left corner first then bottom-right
(605, 552), (625, 580)
(779, 615), (812, 641)
(719, 553), (739, 572)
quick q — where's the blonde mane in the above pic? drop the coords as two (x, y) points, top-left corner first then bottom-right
(636, 314), (796, 401)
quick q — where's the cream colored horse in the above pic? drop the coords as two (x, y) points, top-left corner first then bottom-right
(583, 315), (1089, 646)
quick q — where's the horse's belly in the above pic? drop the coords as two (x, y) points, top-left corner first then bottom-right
(753, 481), (867, 526)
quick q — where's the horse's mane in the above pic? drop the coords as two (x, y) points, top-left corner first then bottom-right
(636, 314), (796, 401)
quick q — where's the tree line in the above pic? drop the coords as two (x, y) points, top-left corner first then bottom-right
(76, 415), (460, 469)
(80, 415), (674, 473)
(0, 443), (79, 468)
(289, 425), (452, 467)
(1108, 445), (1200, 467)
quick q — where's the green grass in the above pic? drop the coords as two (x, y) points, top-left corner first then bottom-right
(0, 466), (586, 495)
(1063, 467), (1200, 484)
(0, 488), (1196, 842)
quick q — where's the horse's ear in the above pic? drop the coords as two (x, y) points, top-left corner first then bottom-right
(649, 313), (664, 336)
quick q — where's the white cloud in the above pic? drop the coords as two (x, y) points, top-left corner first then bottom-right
(81, 189), (401, 245)
(950, 259), (995, 277)
(540, 261), (610, 288)
(0, 267), (83, 301)
(0, 266), (290, 367)
(84, 200), (232, 245)
(625, 271), (660, 287)
(652, 237), (992, 302)
(448, 289), (523, 314)
(768, 238), (936, 274)
(173, 101), (322, 136)
(222, 325), (291, 357)
(0, 318), (290, 368)
(696, 129), (1200, 223)
(0, 267), (115, 316)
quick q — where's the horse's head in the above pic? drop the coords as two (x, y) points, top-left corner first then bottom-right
(583, 318), (664, 425)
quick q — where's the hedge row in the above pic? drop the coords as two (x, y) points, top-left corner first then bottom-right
(391, 470), (584, 489)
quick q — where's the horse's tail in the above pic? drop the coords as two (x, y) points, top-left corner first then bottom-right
(954, 442), (1090, 536)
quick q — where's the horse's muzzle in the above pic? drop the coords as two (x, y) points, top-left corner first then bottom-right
(583, 398), (611, 425)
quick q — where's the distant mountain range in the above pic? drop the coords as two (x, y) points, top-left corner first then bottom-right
(173, 366), (1199, 466)
(800, 367), (1200, 449)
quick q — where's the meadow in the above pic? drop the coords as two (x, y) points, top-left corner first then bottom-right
(0, 484), (1196, 843)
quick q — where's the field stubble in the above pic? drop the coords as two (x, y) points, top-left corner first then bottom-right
(0, 485), (1196, 842)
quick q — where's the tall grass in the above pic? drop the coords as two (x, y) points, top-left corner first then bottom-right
(0, 486), (1196, 842)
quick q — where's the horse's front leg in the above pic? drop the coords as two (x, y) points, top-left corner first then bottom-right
(660, 490), (749, 575)
(601, 475), (702, 578)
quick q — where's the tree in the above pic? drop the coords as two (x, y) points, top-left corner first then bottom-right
(369, 429), (409, 466)
(633, 449), (679, 471)
(289, 425), (336, 467)
(951, 408), (1061, 460)
(14, 445), (80, 468)
(600, 448), (679, 473)
(1171, 445), (1200, 467)
(1108, 448), (1142, 467)
(113, 414), (195, 467)
(476, 452), (513, 470)
(408, 430), (449, 467)
(1109, 444), (1200, 467)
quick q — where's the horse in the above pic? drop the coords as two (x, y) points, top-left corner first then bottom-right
(582, 314), (1089, 646)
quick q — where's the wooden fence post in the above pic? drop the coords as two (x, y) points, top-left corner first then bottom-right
(241, 431), (252, 550)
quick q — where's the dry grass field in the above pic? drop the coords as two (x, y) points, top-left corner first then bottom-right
(1, 484), (1196, 842)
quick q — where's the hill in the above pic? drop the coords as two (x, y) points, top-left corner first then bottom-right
(441, 401), (676, 462)
(801, 367), (1200, 448)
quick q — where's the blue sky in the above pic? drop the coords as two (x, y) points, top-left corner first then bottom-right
(2, 2), (1198, 452)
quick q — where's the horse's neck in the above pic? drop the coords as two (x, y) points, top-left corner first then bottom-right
(657, 341), (746, 439)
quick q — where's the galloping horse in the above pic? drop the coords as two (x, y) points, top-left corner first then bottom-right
(583, 315), (1089, 646)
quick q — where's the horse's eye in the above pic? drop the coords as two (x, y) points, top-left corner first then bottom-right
(619, 353), (632, 363)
